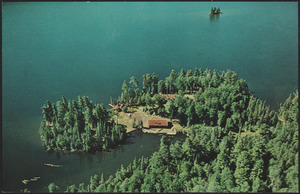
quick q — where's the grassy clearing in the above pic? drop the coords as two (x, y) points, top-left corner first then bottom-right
(113, 106), (187, 134)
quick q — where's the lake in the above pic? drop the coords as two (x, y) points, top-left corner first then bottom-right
(2, 2), (298, 192)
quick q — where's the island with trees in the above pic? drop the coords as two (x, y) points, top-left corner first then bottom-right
(39, 68), (298, 193)
(209, 7), (222, 15)
(39, 96), (126, 152)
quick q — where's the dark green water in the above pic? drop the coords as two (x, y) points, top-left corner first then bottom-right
(2, 2), (298, 192)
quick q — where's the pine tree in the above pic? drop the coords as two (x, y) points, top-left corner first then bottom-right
(129, 76), (139, 90)
(48, 183), (60, 193)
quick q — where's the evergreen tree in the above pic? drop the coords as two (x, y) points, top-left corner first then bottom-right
(48, 183), (60, 193)
(129, 76), (139, 90)
(158, 80), (166, 94)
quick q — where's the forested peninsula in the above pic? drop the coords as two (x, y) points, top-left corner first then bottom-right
(42, 68), (298, 193)
(39, 96), (126, 152)
(116, 68), (278, 131)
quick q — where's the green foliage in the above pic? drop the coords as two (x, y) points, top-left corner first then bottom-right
(129, 76), (139, 90)
(40, 96), (126, 153)
(58, 69), (297, 193)
(64, 92), (298, 192)
(210, 7), (222, 15)
(118, 68), (275, 132)
(48, 183), (60, 193)
(266, 96), (298, 192)
(121, 68), (275, 130)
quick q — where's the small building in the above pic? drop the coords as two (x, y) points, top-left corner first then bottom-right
(159, 93), (177, 100)
(165, 94), (176, 100)
(148, 119), (169, 128)
(113, 104), (124, 112)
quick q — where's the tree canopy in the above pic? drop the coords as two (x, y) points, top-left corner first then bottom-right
(43, 69), (298, 193)
(59, 91), (298, 192)
(40, 96), (126, 153)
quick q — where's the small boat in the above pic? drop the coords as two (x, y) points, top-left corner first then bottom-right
(22, 176), (40, 184)
(31, 177), (40, 181)
(44, 163), (62, 167)
(22, 180), (30, 184)
(44, 163), (56, 167)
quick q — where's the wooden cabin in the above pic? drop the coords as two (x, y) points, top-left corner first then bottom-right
(148, 119), (169, 128)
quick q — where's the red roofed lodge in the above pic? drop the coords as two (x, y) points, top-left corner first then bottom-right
(148, 119), (169, 128)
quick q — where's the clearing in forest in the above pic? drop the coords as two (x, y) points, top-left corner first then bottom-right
(113, 106), (186, 135)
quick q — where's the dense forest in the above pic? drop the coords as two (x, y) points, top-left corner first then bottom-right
(118, 68), (278, 130)
(52, 90), (298, 193)
(39, 96), (126, 152)
(44, 68), (298, 192)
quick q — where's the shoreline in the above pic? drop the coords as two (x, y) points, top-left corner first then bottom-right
(142, 128), (177, 135)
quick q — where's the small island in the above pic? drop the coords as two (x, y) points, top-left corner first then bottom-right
(39, 96), (126, 153)
(209, 7), (222, 15)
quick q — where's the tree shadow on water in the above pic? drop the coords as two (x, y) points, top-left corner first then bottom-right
(125, 136), (136, 145)
(210, 14), (220, 21)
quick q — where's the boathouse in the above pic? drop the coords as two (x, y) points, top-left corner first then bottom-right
(148, 119), (169, 128)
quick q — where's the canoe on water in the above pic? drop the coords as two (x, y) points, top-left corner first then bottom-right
(44, 163), (62, 167)
(22, 177), (40, 184)
(22, 180), (30, 184)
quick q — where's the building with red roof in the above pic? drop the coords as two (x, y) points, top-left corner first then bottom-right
(148, 119), (169, 128)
